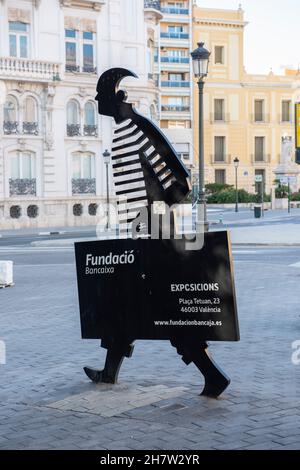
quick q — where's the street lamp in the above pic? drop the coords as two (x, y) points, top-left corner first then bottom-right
(191, 42), (211, 231)
(102, 149), (111, 230)
(233, 157), (240, 213)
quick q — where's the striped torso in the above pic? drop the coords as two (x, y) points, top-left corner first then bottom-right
(111, 119), (177, 237)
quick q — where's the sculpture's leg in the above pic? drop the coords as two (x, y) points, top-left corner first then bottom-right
(84, 341), (134, 384)
(170, 338), (230, 398)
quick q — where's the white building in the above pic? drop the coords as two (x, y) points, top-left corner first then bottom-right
(0, 0), (161, 229)
(155, 0), (194, 171)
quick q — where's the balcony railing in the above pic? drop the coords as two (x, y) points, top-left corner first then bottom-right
(9, 178), (36, 196)
(72, 178), (96, 194)
(3, 121), (18, 135)
(161, 56), (189, 63)
(161, 105), (190, 112)
(210, 154), (231, 164)
(161, 7), (189, 14)
(161, 80), (190, 87)
(83, 125), (98, 137)
(0, 57), (60, 81)
(160, 32), (189, 39)
(65, 64), (97, 74)
(144, 0), (161, 10)
(67, 124), (81, 137)
(23, 122), (38, 136)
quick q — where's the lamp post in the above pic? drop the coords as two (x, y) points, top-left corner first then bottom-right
(233, 157), (240, 213)
(102, 149), (111, 230)
(191, 42), (211, 232)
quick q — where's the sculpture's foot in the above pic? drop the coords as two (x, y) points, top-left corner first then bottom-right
(84, 342), (135, 385)
(171, 338), (230, 398)
(84, 367), (115, 384)
(200, 372), (230, 398)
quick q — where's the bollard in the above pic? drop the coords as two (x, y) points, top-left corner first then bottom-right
(0, 261), (14, 288)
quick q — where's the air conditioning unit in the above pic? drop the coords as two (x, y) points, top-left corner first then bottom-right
(0, 261), (13, 287)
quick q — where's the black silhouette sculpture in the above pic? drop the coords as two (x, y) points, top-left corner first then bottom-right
(83, 68), (231, 397)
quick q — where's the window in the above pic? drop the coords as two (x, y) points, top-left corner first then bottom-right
(168, 49), (185, 57)
(65, 29), (95, 73)
(254, 100), (264, 122)
(67, 100), (80, 136)
(168, 121), (187, 129)
(282, 100), (291, 122)
(214, 46), (224, 65)
(214, 99), (225, 121)
(214, 136), (226, 162)
(215, 169), (226, 184)
(175, 143), (190, 161)
(255, 137), (265, 162)
(65, 29), (78, 72)
(84, 101), (97, 136)
(4, 96), (18, 122)
(11, 152), (35, 179)
(3, 96), (18, 134)
(23, 97), (38, 135)
(168, 73), (183, 81)
(83, 31), (95, 72)
(72, 153), (95, 179)
(168, 25), (183, 33)
(9, 21), (29, 58)
(72, 153), (96, 194)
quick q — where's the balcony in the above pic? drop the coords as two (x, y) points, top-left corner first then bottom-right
(161, 56), (189, 64)
(144, 0), (161, 10)
(3, 121), (18, 135)
(161, 80), (190, 87)
(23, 122), (38, 136)
(83, 125), (98, 137)
(160, 32), (189, 39)
(72, 178), (96, 195)
(65, 65), (97, 74)
(161, 105), (189, 112)
(9, 178), (36, 196)
(67, 124), (81, 137)
(0, 57), (61, 82)
(161, 7), (189, 14)
(210, 155), (231, 165)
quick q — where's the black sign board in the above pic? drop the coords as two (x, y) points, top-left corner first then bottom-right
(75, 231), (239, 343)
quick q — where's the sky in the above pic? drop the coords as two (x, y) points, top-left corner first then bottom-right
(196, 0), (299, 75)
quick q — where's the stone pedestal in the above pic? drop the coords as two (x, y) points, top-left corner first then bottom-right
(273, 136), (300, 192)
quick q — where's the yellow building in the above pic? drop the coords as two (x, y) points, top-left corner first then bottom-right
(192, 5), (300, 194)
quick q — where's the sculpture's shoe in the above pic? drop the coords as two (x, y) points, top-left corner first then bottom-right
(200, 374), (230, 398)
(84, 367), (107, 384)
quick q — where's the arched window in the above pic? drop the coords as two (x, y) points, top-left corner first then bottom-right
(84, 101), (97, 136)
(67, 100), (80, 136)
(3, 96), (18, 134)
(23, 96), (38, 135)
(72, 152), (96, 194)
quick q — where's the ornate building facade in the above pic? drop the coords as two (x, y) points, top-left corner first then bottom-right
(0, 0), (160, 229)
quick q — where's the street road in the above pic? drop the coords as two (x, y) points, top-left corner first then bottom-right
(1, 240), (300, 449)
